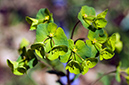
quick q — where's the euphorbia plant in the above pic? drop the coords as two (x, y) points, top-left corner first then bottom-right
(7, 5), (127, 85)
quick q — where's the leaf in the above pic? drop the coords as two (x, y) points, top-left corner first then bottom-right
(125, 67), (129, 75)
(105, 33), (116, 51)
(93, 18), (107, 29)
(31, 42), (44, 50)
(44, 39), (53, 53)
(7, 59), (26, 75)
(99, 48), (115, 61)
(74, 40), (90, 63)
(88, 29), (107, 44)
(26, 16), (42, 30)
(59, 49), (71, 63)
(66, 60), (82, 74)
(53, 27), (68, 46)
(97, 9), (108, 18)
(93, 9), (108, 29)
(81, 60), (89, 75)
(26, 8), (54, 30)
(68, 39), (74, 49)
(20, 38), (29, 48)
(31, 43), (45, 58)
(125, 76), (129, 84)
(25, 49), (38, 68)
(48, 45), (68, 60)
(81, 58), (98, 75)
(78, 5), (96, 29)
(27, 58), (38, 68)
(36, 23), (68, 47)
(87, 29), (108, 51)
(115, 33), (123, 53)
(115, 62), (121, 82)
(36, 8), (54, 23)
(36, 23), (49, 42)
(86, 40), (98, 57)
(85, 58), (98, 68)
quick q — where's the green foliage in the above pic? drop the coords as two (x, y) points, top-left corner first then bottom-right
(82, 58), (98, 75)
(78, 5), (96, 29)
(7, 5), (126, 85)
(115, 62), (121, 82)
(26, 8), (53, 30)
(93, 9), (108, 29)
(66, 60), (82, 74)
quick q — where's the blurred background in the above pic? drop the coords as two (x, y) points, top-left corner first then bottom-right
(0, 0), (129, 85)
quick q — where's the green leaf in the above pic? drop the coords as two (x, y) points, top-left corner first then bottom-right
(31, 42), (44, 50)
(7, 59), (14, 69)
(74, 40), (90, 63)
(105, 33), (116, 51)
(48, 45), (68, 60)
(97, 9), (108, 18)
(88, 29), (108, 51)
(27, 58), (38, 68)
(81, 60), (89, 75)
(78, 5), (96, 29)
(86, 40), (98, 57)
(36, 23), (68, 46)
(115, 33), (123, 53)
(26, 8), (54, 30)
(88, 29), (107, 44)
(68, 39), (74, 49)
(115, 62), (121, 82)
(85, 58), (98, 68)
(7, 59), (26, 75)
(59, 39), (74, 63)
(125, 67), (129, 75)
(16, 55), (24, 62)
(93, 18), (107, 29)
(59, 49), (71, 63)
(53, 27), (68, 46)
(125, 76), (129, 84)
(66, 60), (82, 74)
(93, 9), (108, 29)
(26, 49), (38, 68)
(36, 8), (54, 23)
(81, 58), (98, 75)
(99, 48), (115, 61)
(31, 43), (45, 58)
(20, 38), (29, 48)
(26, 16), (42, 30)
(36, 23), (49, 42)
(44, 39), (54, 53)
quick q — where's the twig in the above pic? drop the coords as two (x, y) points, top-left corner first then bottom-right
(70, 20), (80, 39)
(38, 60), (55, 70)
(90, 70), (116, 85)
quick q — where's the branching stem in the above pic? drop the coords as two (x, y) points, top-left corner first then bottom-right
(90, 70), (116, 85)
(66, 20), (80, 85)
(70, 20), (80, 39)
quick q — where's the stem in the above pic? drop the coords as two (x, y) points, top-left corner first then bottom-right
(38, 60), (55, 70)
(76, 53), (84, 61)
(66, 20), (80, 85)
(90, 70), (116, 85)
(70, 20), (80, 39)
(67, 70), (71, 85)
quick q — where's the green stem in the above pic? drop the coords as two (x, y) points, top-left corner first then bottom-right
(90, 70), (116, 85)
(70, 20), (80, 39)
(38, 60), (55, 70)
(66, 20), (80, 85)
